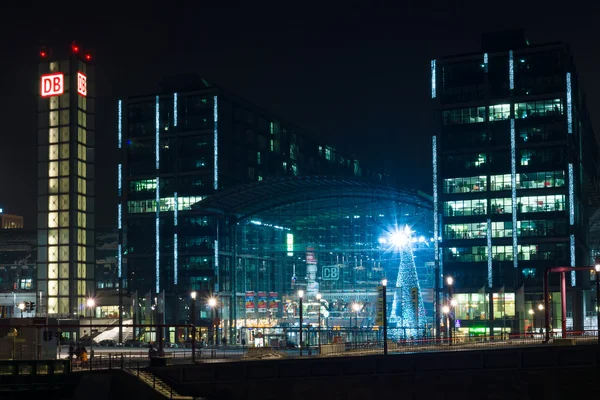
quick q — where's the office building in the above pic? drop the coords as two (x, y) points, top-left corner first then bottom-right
(36, 43), (96, 318)
(117, 76), (432, 340)
(431, 30), (600, 334)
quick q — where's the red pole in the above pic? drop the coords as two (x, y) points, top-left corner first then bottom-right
(544, 268), (550, 343)
(561, 272), (567, 338)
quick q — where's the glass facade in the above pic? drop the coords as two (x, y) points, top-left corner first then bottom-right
(120, 86), (391, 340)
(433, 41), (599, 334)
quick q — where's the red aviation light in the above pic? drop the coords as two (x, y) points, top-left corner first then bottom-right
(72, 43), (79, 53)
(40, 51), (47, 58)
(85, 54), (91, 61)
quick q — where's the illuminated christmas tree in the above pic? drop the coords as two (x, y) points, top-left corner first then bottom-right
(388, 225), (426, 339)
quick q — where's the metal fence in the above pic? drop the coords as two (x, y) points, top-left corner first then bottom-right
(57, 329), (599, 371)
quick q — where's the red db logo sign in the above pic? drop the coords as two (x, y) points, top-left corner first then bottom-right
(77, 72), (87, 97)
(41, 73), (64, 97)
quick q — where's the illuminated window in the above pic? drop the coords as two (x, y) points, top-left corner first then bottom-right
(49, 195), (59, 211)
(444, 222), (488, 240)
(517, 194), (565, 213)
(517, 171), (565, 189)
(489, 104), (511, 121)
(60, 144), (69, 159)
(491, 198), (512, 214)
(518, 243), (567, 261)
(49, 162), (59, 178)
(443, 246), (487, 262)
(49, 128), (59, 143)
(444, 199), (487, 217)
(442, 107), (486, 125)
(444, 176), (487, 193)
(515, 99), (562, 119)
(491, 221), (513, 238)
(492, 246), (513, 261)
(517, 219), (567, 237)
(490, 174), (511, 191)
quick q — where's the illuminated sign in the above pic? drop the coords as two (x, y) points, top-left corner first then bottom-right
(40, 73), (64, 97)
(77, 72), (87, 96)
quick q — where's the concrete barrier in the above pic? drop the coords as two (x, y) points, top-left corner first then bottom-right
(320, 343), (346, 356)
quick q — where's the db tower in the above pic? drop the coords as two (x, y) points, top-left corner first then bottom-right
(37, 43), (95, 318)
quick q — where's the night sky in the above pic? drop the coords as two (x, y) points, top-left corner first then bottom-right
(1, 3), (598, 228)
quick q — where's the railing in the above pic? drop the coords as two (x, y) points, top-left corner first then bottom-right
(61, 329), (599, 371)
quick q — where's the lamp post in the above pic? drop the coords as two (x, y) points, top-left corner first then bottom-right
(442, 305), (450, 345)
(87, 298), (95, 369)
(446, 276), (454, 344)
(450, 298), (457, 343)
(208, 297), (217, 358)
(528, 309), (535, 335)
(191, 291), (197, 363)
(18, 302), (25, 318)
(316, 293), (322, 353)
(298, 290), (304, 356)
(382, 279), (388, 356)
(595, 261), (600, 345)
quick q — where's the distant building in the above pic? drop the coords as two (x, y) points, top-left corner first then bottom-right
(0, 210), (24, 229)
(431, 30), (600, 335)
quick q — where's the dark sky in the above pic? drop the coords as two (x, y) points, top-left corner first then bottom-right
(1, 3), (598, 228)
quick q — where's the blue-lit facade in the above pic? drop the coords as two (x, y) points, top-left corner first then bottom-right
(117, 79), (391, 335)
(432, 31), (599, 335)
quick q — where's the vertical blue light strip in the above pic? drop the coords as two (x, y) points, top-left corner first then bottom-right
(570, 233), (576, 285)
(566, 72), (573, 134)
(155, 95), (160, 293)
(173, 192), (178, 285)
(483, 53), (488, 73)
(569, 162), (576, 286)
(487, 218), (492, 288)
(117, 164), (122, 197)
(173, 92), (178, 127)
(117, 100), (122, 149)
(117, 204), (122, 230)
(432, 136), (442, 287)
(568, 163), (575, 225)
(117, 99), (123, 279)
(432, 135), (438, 255)
(509, 50), (514, 90)
(117, 244), (122, 278)
(510, 118), (518, 268)
(214, 224), (219, 293)
(213, 95), (219, 190)
(156, 177), (160, 293)
(431, 60), (437, 99)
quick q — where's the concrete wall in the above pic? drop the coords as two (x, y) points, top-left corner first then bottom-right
(150, 345), (600, 400)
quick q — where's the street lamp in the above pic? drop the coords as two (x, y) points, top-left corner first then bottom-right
(352, 302), (361, 346)
(87, 298), (95, 369)
(442, 305), (451, 345)
(208, 297), (217, 358)
(298, 290), (304, 356)
(316, 293), (322, 352)
(18, 302), (25, 318)
(537, 304), (544, 311)
(445, 277), (454, 344)
(595, 260), (600, 345)
(382, 279), (388, 356)
(191, 291), (197, 363)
